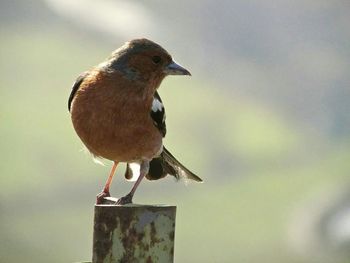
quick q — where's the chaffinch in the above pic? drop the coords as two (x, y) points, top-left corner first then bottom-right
(68, 38), (202, 205)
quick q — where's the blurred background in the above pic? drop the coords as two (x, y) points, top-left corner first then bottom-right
(1, 0), (350, 262)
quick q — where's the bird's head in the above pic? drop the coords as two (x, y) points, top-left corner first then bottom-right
(104, 38), (191, 83)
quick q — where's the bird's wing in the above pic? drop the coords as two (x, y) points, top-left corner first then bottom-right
(68, 71), (89, 112)
(126, 94), (202, 183)
(150, 91), (166, 137)
(125, 91), (166, 181)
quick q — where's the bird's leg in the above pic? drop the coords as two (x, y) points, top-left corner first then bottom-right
(117, 160), (149, 205)
(96, 162), (118, 204)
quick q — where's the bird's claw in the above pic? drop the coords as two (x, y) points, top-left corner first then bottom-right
(96, 191), (110, 204)
(116, 193), (133, 205)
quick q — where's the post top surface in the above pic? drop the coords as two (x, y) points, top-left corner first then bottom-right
(95, 196), (176, 208)
(95, 203), (176, 208)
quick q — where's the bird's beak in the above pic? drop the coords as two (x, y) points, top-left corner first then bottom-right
(164, 61), (191, 76)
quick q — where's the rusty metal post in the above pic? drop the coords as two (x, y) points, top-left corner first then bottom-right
(92, 204), (176, 263)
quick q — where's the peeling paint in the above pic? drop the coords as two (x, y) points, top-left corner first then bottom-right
(92, 205), (176, 263)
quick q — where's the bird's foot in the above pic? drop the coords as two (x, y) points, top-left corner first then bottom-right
(96, 190), (110, 204)
(116, 193), (133, 205)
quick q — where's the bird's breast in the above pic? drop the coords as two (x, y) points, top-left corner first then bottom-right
(70, 70), (162, 162)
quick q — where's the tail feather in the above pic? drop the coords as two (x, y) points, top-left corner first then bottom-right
(124, 147), (202, 182)
(124, 162), (141, 182)
(146, 146), (203, 182)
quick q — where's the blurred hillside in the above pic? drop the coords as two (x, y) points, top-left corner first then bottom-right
(3, 0), (350, 139)
(41, 0), (350, 139)
(1, 1), (350, 263)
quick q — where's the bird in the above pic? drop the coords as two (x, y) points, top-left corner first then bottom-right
(68, 38), (202, 205)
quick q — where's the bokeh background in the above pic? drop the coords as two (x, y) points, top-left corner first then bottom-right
(1, 0), (350, 262)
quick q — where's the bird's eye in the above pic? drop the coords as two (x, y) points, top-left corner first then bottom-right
(152, 55), (162, 64)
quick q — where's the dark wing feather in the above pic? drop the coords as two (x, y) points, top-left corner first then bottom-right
(68, 72), (88, 112)
(150, 91), (166, 137)
(124, 91), (167, 180)
(125, 92), (202, 182)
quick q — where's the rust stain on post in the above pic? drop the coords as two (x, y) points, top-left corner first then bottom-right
(92, 204), (176, 263)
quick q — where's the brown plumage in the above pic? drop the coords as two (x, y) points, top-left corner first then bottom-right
(69, 38), (202, 205)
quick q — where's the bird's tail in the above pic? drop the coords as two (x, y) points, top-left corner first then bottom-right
(124, 146), (203, 182)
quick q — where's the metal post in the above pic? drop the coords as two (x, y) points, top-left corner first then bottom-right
(92, 204), (176, 263)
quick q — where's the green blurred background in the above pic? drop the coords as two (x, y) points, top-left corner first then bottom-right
(1, 1), (350, 262)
